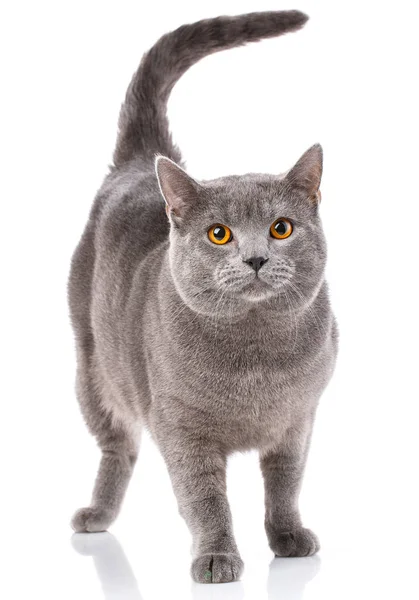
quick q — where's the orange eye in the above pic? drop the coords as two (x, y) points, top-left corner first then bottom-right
(270, 218), (293, 240)
(208, 224), (232, 245)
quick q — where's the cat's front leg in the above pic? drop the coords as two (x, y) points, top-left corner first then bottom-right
(260, 424), (320, 557)
(156, 424), (243, 583)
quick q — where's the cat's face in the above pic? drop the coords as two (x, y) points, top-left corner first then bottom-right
(156, 145), (327, 319)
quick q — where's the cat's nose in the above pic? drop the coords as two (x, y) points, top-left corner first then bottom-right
(243, 256), (269, 273)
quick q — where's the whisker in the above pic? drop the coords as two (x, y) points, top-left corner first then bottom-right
(287, 281), (327, 338)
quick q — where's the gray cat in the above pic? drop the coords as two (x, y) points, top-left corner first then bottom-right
(69, 10), (338, 584)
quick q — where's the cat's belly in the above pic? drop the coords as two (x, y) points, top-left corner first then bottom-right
(145, 335), (336, 452)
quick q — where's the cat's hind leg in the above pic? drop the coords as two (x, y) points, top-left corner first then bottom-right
(71, 424), (139, 532)
(71, 351), (140, 533)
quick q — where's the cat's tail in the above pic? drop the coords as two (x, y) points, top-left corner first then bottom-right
(113, 10), (308, 167)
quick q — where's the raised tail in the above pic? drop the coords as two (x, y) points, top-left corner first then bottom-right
(113, 10), (308, 167)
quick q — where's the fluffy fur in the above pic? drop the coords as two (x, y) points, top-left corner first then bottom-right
(69, 10), (338, 584)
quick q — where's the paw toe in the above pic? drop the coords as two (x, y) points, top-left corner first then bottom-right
(191, 553), (244, 583)
(71, 506), (112, 533)
(270, 527), (320, 557)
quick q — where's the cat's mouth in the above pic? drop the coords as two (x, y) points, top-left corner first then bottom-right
(243, 277), (269, 289)
(239, 277), (274, 301)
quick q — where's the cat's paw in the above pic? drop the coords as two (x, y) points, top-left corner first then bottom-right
(71, 506), (113, 533)
(191, 553), (244, 583)
(268, 527), (320, 557)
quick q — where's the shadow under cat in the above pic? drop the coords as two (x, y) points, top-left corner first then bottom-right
(71, 533), (320, 600)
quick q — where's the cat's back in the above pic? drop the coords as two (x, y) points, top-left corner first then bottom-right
(69, 159), (168, 353)
(95, 159), (169, 265)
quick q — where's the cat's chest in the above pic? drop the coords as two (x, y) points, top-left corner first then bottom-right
(156, 315), (329, 415)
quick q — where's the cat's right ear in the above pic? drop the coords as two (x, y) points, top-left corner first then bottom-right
(155, 156), (200, 219)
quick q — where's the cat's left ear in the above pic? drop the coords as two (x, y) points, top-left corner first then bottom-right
(284, 143), (323, 204)
(155, 156), (200, 218)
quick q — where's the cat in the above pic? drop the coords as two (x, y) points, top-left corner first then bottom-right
(69, 10), (338, 584)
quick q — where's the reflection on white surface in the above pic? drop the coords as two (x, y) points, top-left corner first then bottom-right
(268, 555), (321, 599)
(72, 533), (143, 600)
(71, 532), (320, 600)
(191, 578), (245, 600)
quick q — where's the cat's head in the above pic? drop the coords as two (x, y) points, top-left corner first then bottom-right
(156, 145), (327, 319)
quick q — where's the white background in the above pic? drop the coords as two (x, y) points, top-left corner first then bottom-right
(1, 1), (418, 598)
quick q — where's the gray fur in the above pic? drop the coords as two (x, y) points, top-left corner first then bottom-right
(69, 10), (338, 584)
